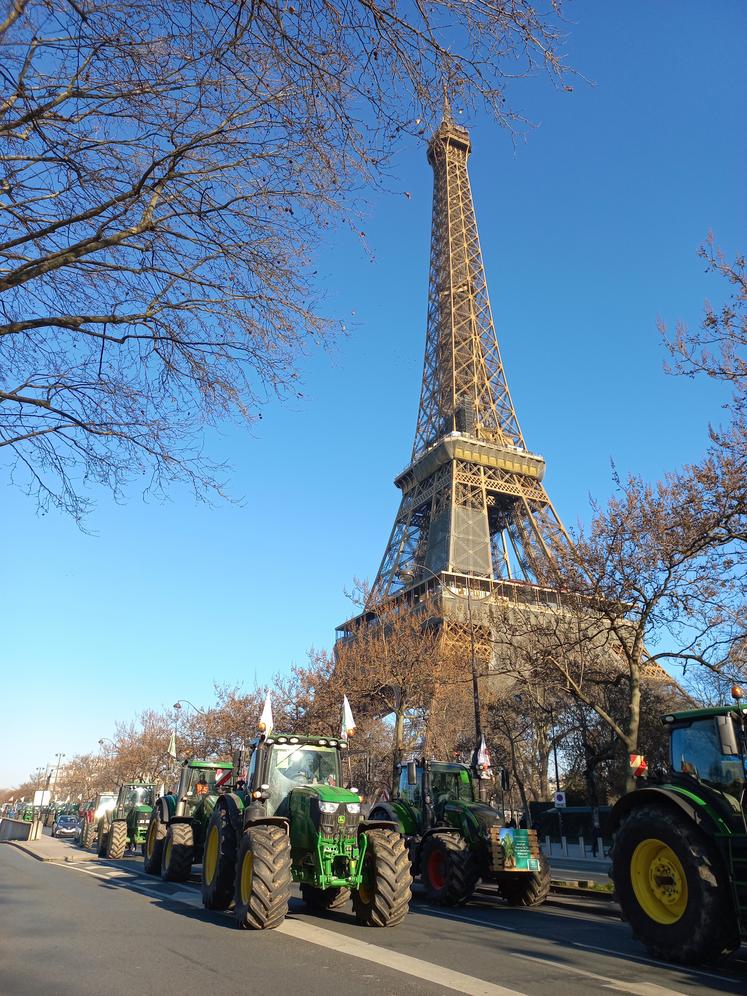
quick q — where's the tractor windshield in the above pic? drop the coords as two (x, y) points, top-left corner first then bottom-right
(185, 767), (228, 797)
(124, 786), (154, 808)
(671, 718), (745, 801)
(266, 745), (341, 816)
(430, 767), (475, 807)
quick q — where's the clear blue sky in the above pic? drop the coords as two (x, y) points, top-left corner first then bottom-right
(2, 2), (745, 787)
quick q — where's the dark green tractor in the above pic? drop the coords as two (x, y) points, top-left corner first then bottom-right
(143, 759), (234, 881)
(201, 730), (412, 929)
(611, 692), (747, 964)
(97, 782), (155, 860)
(369, 759), (550, 908)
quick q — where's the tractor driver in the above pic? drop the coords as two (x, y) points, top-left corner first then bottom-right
(195, 775), (209, 796)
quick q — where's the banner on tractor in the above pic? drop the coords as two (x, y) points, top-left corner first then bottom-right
(629, 753), (648, 778)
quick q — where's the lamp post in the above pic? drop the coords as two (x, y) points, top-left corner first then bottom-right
(173, 699), (206, 716)
(50, 752), (66, 802)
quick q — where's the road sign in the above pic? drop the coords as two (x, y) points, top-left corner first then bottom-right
(554, 791), (566, 808)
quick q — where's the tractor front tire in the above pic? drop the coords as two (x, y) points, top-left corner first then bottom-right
(97, 822), (109, 857)
(496, 854), (551, 907)
(420, 832), (479, 906)
(202, 807), (238, 910)
(611, 805), (739, 964)
(143, 811), (167, 875)
(80, 822), (95, 849)
(301, 885), (351, 912)
(352, 828), (412, 927)
(106, 820), (128, 860)
(161, 823), (194, 882)
(234, 825), (292, 930)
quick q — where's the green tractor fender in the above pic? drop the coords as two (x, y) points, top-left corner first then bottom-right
(370, 799), (419, 836)
(359, 817), (400, 834)
(610, 785), (729, 837)
(213, 792), (247, 834)
(156, 796), (176, 824)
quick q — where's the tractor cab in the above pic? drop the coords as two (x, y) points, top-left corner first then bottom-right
(177, 760), (233, 809)
(246, 734), (347, 817)
(117, 782), (155, 814)
(395, 759), (495, 831)
(663, 705), (747, 819)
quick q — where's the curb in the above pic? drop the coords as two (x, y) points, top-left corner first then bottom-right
(3, 839), (99, 863)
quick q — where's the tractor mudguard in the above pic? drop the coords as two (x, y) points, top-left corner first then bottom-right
(610, 785), (727, 836)
(359, 818), (400, 834)
(157, 797), (175, 824)
(215, 793), (245, 834)
(243, 815), (289, 835)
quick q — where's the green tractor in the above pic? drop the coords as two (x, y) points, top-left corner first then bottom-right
(200, 723), (412, 929)
(369, 759), (550, 908)
(97, 782), (155, 860)
(611, 691), (747, 964)
(143, 759), (234, 881)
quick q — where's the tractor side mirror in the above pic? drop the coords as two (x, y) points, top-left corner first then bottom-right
(717, 715), (740, 756)
(407, 761), (418, 785)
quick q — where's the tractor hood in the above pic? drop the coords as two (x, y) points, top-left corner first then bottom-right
(293, 784), (360, 805)
(443, 799), (502, 835)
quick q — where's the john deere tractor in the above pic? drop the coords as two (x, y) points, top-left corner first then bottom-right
(200, 729), (412, 929)
(97, 782), (155, 859)
(611, 693), (747, 964)
(369, 759), (550, 908)
(143, 759), (234, 880)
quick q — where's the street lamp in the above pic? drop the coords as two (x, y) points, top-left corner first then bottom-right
(173, 699), (206, 716)
(50, 752), (66, 801)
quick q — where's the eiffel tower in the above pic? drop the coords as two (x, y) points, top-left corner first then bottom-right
(336, 103), (675, 708)
(342, 105), (568, 625)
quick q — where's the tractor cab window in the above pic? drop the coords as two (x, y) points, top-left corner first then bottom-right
(429, 768), (474, 815)
(123, 786), (154, 808)
(671, 719), (745, 799)
(267, 745), (340, 816)
(185, 768), (224, 797)
(398, 766), (422, 807)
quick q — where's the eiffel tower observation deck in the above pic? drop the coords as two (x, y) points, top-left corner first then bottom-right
(337, 104), (572, 648)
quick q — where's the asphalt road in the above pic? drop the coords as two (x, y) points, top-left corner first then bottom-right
(1, 839), (745, 996)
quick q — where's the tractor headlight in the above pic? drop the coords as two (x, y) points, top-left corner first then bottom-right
(319, 802), (339, 814)
(346, 803), (360, 814)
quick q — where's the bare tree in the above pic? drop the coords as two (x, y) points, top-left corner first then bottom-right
(0, 0), (569, 519)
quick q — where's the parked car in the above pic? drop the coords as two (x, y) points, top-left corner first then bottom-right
(52, 814), (80, 839)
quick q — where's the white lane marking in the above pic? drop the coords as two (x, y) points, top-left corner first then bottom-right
(277, 918), (528, 996)
(572, 942), (743, 985)
(510, 952), (687, 996)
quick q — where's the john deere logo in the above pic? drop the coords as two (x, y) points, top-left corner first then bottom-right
(337, 815), (346, 824)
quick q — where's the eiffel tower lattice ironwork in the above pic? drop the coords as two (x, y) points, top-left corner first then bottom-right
(369, 109), (569, 605)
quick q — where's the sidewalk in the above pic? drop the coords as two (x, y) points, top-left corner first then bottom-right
(2, 833), (99, 863)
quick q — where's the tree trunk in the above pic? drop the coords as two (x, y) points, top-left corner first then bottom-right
(391, 702), (405, 792)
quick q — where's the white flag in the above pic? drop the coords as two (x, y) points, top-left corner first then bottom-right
(167, 730), (177, 759)
(259, 692), (274, 735)
(477, 734), (492, 775)
(341, 695), (356, 739)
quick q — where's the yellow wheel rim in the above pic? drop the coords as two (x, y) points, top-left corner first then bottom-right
(164, 836), (172, 868)
(146, 821), (157, 858)
(204, 825), (219, 885)
(630, 838), (688, 924)
(240, 850), (254, 904)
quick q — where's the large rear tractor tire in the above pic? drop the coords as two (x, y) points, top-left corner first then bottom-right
(611, 805), (739, 964)
(420, 832), (479, 906)
(352, 828), (412, 927)
(301, 885), (351, 912)
(143, 811), (167, 875)
(496, 854), (551, 907)
(80, 822), (95, 849)
(202, 807), (238, 911)
(106, 819), (128, 860)
(234, 824), (292, 930)
(161, 823), (195, 882)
